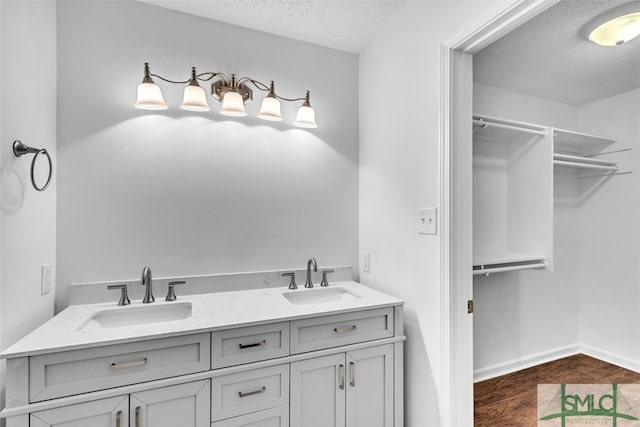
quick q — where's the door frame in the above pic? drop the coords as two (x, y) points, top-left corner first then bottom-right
(439, 1), (561, 425)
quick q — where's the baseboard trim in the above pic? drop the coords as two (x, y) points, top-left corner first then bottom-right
(474, 344), (640, 382)
(579, 344), (640, 374)
(474, 344), (580, 382)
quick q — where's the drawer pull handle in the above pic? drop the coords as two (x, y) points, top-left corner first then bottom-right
(116, 410), (122, 427)
(349, 361), (355, 387)
(135, 406), (141, 427)
(238, 386), (266, 398)
(339, 364), (345, 390)
(334, 325), (357, 334)
(239, 340), (266, 349)
(110, 358), (147, 369)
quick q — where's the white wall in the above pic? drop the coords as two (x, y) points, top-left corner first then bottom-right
(577, 89), (640, 366)
(472, 83), (581, 372)
(56, 1), (359, 311)
(474, 83), (579, 129)
(358, 2), (517, 426)
(0, 0), (57, 419)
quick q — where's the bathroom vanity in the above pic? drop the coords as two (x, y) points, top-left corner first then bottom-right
(0, 282), (404, 427)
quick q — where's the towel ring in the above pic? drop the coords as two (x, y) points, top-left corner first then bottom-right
(13, 140), (53, 192)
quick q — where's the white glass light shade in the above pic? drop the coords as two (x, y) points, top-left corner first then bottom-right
(583, 2), (640, 46)
(219, 91), (247, 117)
(257, 96), (283, 121)
(180, 84), (210, 111)
(293, 105), (317, 128)
(135, 82), (168, 110)
(589, 12), (640, 46)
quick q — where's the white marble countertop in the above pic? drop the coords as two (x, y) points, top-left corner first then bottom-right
(1, 281), (403, 359)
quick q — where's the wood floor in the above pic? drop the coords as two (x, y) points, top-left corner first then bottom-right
(474, 354), (640, 426)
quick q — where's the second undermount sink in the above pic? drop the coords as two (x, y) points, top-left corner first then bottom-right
(79, 302), (192, 331)
(283, 287), (361, 305)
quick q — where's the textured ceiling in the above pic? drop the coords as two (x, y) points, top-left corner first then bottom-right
(138, 0), (404, 53)
(474, 0), (640, 106)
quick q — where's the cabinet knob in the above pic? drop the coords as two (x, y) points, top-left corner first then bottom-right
(135, 406), (141, 427)
(349, 361), (356, 387)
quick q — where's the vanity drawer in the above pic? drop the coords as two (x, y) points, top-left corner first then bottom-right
(211, 364), (289, 421)
(29, 333), (211, 402)
(290, 307), (394, 354)
(212, 406), (289, 427)
(211, 322), (289, 368)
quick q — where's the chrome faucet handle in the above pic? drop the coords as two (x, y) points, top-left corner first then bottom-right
(281, 272), (297, 290)
(166, 281), (185, 301)
(107, 284), (131, 306)
(320, 269), (335, 287)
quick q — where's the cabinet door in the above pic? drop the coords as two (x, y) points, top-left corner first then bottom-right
(346, 345), (394, 427)
(30, 395), (128, 427)
(290, 353), (346, 427)
(130, 380), (210, 427)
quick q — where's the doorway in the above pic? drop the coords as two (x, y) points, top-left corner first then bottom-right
(444, 0), (640, 424)
(442, 1), (561, 424)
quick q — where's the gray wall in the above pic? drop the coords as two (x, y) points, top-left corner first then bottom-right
(56, 1), (359, 310)
(0, 1), (57, 419)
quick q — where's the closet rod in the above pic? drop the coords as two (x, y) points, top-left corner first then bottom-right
(472, 119), (546, 137)
(553, 153), (617, 166)
(473, 262), (547, 276)
(553, 160), (619, 171)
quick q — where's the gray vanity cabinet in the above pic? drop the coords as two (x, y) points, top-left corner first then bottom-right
(29, 395), (128, 427)
(29, 380), (210, 427)
(3, 303), (404, 427)
(290, 344), (394, 427)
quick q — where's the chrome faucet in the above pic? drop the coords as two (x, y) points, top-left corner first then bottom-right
(141, 266), (155, 303)
(305, 258), (318, 288)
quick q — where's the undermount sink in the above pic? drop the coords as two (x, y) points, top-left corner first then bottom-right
(79, 302), (192, 330)
(283, 287), (361, 305)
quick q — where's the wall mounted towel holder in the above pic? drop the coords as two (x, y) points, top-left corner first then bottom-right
(13, 140), (52, 192)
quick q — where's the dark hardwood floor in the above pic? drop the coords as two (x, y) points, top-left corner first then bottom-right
(474, 354), (640, 426)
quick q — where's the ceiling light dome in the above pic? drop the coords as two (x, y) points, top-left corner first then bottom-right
(582, 1), (640, 46)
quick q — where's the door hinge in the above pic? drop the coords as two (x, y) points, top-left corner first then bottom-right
(467, 300), (474, 314)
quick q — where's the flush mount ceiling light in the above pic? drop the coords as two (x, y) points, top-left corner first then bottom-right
(582, 1), (640, 46)
(134, 63), (317, 128)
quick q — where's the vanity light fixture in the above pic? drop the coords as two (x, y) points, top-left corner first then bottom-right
(582, 1), (640, 46)
(134, 63), (317, 128)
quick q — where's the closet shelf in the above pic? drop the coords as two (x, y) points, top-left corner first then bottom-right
(473, 115), (547, 144)
(553, 153), (619, 171)
(553, 128), (615, 154)
(473, 261), (547, 276)
(473, 253), (547, 276)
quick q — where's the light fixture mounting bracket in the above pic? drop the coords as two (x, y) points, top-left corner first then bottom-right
(211, 81), (253, 104)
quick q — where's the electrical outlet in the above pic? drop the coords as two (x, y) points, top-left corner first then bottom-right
(362, 252), (371, 273)
(41, 265), (52, 295)
(418, 208), (437, 235)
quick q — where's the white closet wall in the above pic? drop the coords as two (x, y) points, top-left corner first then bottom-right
(471, 84), (639, 379)
(576, 89), (640, 369)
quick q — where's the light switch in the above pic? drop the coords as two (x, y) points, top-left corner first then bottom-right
(418, 208), (437, 235)
(41, 264), (52, 295)
(362, 252), (371, 273)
